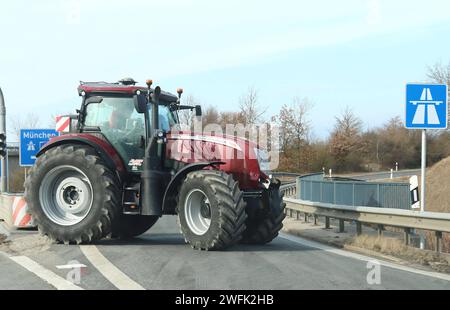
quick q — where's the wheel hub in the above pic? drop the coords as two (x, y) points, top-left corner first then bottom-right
(63, 186), (79, 204)
(184, 189), (212, 236)
(200, 201), (211, 219)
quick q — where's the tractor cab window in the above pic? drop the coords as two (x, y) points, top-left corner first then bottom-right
(84, 96), (145, 171)
(149, 104), (178, 131)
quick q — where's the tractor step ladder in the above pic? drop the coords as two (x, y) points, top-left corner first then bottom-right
(122, 187), (140, 215)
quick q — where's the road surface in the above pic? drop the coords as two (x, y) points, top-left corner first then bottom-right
(0, 215), (448, 290)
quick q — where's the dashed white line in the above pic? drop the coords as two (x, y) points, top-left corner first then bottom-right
(80, 245), (145, 290)
(8, 255), (83, 290)
(279, 233), (450, 282)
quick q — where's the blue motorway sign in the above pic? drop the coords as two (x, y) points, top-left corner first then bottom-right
(20, 129), (59, 166)
(406, 84), (448, 129)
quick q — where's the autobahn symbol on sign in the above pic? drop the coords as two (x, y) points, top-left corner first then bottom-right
(406, 84), (448, 129)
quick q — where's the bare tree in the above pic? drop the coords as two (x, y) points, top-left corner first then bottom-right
(219, 111), (244, 131)
(329, 107), (366, 171)
(239, 87), (267, 125)
(427, 61), (450, 86)
(178, 95), (197, 129)
(276, 97), (312, 171)
(277, 97), (311, 152)
(9, 113), (41, 141)
(427, 61), (450, 129)
(202, 106), (220, 127)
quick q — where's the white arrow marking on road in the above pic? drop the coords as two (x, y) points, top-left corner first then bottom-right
(8, 255), (84, 290)
(80, 245), (145, 290)
(56, 263), (87, 269)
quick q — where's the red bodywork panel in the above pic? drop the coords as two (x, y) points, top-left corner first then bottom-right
(40, 133), (127, 173)
(78, 85), (147, 95)
(166, 131), (263, 189)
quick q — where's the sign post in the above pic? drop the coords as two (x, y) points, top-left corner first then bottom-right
(20, 129), (59, 167)
(405, 83), (448, 212)
(420, 130), (426, 212)
(0, 87), (6, 192)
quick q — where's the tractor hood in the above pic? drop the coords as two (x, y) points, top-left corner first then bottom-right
(166, 131), (267, 189)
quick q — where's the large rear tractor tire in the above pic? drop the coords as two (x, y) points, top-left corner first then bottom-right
(24, 145), (121, 244)
(177, 170), (247, 251)
(241, 179), (286, 245)
(112, 215), (159, 239)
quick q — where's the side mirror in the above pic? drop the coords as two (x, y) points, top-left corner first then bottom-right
(195, 105), (202, 117)
(133, 94), (148, 113)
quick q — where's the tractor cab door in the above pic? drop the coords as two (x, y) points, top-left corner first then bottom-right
(84, 95), (146, 172)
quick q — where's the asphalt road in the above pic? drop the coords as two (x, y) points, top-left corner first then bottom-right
(0, 215), (449, 290)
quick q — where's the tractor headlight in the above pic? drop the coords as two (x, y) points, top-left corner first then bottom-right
(254, 148), (270, 172)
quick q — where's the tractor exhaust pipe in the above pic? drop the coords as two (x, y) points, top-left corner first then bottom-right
(140, 82), (164, 216)
(140, 131), (165, 216)
(151, 86), (160, 135)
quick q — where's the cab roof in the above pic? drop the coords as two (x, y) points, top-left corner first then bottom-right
(77, 80), (179, 103)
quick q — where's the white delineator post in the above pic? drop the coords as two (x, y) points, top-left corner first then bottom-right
(421, 129), (426, 213)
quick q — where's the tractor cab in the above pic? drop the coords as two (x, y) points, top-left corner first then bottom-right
(76, 79), (181, 172)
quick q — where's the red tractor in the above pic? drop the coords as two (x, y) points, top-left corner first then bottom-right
(24, 78), (285, 250)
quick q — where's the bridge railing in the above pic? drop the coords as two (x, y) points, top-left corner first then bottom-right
(283, 197), (450, 253)
(298, 173), (412, 210)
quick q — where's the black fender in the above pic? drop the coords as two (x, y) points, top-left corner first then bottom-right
(36, 136), (126, 181)
(162, 161), (224, 214)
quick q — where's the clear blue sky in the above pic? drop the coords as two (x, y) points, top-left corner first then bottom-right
(1, 0), (450, 141)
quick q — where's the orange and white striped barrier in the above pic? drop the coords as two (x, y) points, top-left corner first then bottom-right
(12, 196), (34, 228)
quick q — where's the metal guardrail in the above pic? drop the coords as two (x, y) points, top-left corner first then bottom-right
(283, 197), (450, 253)
(298, 173), (412, 210)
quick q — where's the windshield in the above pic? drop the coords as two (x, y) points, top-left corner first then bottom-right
(84, 96), (145, 171)
(84, 96), (179, 132)
(85, 96), (143, 131)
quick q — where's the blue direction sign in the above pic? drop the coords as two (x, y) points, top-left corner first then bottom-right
(20, 129), (59, 166)
(406, 84), (448, 129)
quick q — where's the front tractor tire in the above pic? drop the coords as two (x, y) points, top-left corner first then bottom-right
(24, 145), (121, 244)
(177, 170), (247, 251)
(241, 180), (286, 245)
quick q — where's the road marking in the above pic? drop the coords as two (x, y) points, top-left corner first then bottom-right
(80, 245), (145, 290)
(279, 233), (450, 282)
(8, 255), (83, 290)
(56, 263), (87, 269)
